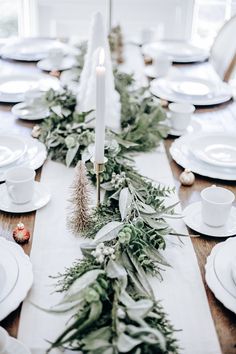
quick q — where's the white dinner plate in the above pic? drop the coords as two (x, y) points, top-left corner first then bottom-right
(0, 74), (60, 103)
(214, 242), (236, 298)
(205, 238), (236, 314)
(0, 247), (19, 302)
(150, 77), (233, 106)
(183, 202), (236, 237)
(142, 40), (209, 63)
(12, 102), (50, 120)
(169, 132), (236, 180)
(0, 238), (33, 321)
(37, 56), (76, 71)
(0, 135), (26, 167)
(0, 38), (71, 62)
(0, 136), (47, 182)
(191, 133), (236, 168)
(0, 181), (51, 213)
(231, 262), (236, 286)
(0, 330), (31, 354)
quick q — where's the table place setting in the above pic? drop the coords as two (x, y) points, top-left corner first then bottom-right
(0, 38), (75, 62)
(150, 75), (233, 106)
(0, 73), (60, 103)
(0, 133), (47, 182)
(11, 89), (50, 121)
(142, 40), (209, 63)
(170, 131), (236, 180)
(183, 185), (236, 237)
(37, 48), (76, 72)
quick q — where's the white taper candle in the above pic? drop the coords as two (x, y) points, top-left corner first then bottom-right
(95, 48), (106, 164)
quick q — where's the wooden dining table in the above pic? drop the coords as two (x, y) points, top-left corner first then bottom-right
(0, 44), (236, 354)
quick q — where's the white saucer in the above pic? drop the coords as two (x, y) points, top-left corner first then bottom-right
(12, 102), (50, 120)
(183, 201), (236, 237)
(0, 181), (51, 213)
(0, 238), (33, 321)
(168, 121), (200, 137)
(205, 238), (236, 314)
(37, 56), (75, 71)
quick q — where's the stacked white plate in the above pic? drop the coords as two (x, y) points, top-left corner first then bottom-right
(0, 38), (72, 62)
(142, 40), (209, 63)
(37, 56), (76, 72)
(150, 76), (233, 106)
(0, 238), (33, 321)
(170, 132), (236, 180)
(0, 134), (47, 182)
(206, 238), (236, 314)
(0, 73), (60, 103)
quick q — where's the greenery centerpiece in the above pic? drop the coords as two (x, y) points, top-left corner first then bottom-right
(36, 38), (181, 354)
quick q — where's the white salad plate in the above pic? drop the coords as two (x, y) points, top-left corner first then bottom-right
(170, 77), (214, 97)
(12, 102), (50, 120)
(0, 38), (71, 61)
(0, 136), (47, 182)
(0, 135), (26, 167)
(191, 133), (236, 168)
(183, 201), (236, 237)
(0, 73), (60, 103)
(142, 40), (209, 63)
(0, 238), (33, 321)
(0, 181), (51, 213)
(37, 56), (76, 71)
(0, 247), (19, 303)
(150, 76), (232, 106)
(205, 238), (236, 314)
(169, 132), (236, 180)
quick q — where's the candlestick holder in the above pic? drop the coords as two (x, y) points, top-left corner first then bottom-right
(93, 158), (107, 207)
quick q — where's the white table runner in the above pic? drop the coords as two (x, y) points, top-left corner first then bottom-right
(18, 144), (221, 354)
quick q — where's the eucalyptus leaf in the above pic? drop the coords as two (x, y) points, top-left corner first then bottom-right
(106, 259), (127, 279)
(126, 299), (153, 320)
(93, 221), (123, 243)
(64, 269), (104, 302)
(119, 187), (132, 220)
(66, 143), (80, 167)
(117, 333), (142, 352)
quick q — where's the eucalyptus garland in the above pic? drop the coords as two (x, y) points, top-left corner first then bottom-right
(37, 41), (181, 353)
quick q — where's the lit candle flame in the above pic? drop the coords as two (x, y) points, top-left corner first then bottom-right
(98, 48), (105, 66)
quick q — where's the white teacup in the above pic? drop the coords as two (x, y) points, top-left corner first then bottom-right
(153, 53), (172, 77)
(48, 48), (64, 67)
(24, 89), (44, 109)
(201, 185), (235, 227)
(141, 28), (154, 44)
(6, 167), (35, 204)
(168, 102), (195, 131)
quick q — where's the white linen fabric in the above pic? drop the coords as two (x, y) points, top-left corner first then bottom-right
(18, 146), (221, 354)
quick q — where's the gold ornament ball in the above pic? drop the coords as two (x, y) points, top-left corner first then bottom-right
(179, 169), (195, 186)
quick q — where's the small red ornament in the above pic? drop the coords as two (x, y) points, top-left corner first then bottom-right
(13, 222), (30, 244)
